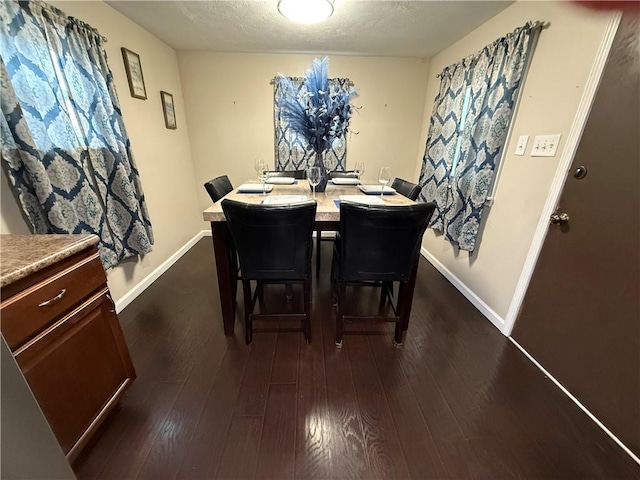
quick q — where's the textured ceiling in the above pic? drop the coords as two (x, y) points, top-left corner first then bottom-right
(106, 1), (513, 57)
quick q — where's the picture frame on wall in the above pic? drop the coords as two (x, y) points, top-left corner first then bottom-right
(160, 91), (177, 129)
(121, 47), (147, 99)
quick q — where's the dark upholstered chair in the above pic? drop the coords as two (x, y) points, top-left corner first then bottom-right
(269, 170), (307, 179)
(205, 175), (241, 287)
(204, 175), (234, 203)
(391, 177), (421, 201)
(221, 199), (317, 344)
(313, 170), (356, 277)
(331, 202), (435, 347)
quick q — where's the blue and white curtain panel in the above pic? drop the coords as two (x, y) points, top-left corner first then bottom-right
(0, 0), (153, 268)
(419, 22), (536, 252)
(273, 76), (350, 172)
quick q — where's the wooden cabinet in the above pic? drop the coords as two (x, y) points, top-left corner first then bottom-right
(1, 242), (135, 462)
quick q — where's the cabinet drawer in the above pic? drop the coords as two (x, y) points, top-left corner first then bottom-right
(15, 290), (135, 459)
(1, 252), (105, 351)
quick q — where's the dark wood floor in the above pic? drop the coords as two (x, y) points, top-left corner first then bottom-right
(73, 238), (639, 479)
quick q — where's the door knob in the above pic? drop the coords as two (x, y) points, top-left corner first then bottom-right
(550, 212), (570, 225)
(574, 166), (588, 179)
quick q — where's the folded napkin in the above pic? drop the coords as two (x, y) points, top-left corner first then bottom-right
(237, 183), (274, 193)
(331, 177), (359, 185)
(358, 184), (396, 195)
(262, 195), (309, 205)
(338, 195), (386, 205)
(266, 177), (296, 185)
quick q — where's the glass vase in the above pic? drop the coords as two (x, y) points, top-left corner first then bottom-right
(312, 151), (328, 193)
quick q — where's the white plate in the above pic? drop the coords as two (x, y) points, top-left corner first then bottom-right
(237, 183), (274, 193)
(358, 184), (396, 195)
(331, 177), (359, 185)
(339, 195), (386, 206)
(262, 195), (309, 205)
(266, 177), (296, 184)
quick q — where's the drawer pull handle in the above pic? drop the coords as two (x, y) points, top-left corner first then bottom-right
(39, 289), (67, 307)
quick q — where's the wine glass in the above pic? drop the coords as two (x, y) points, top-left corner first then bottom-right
(378, 166), (391, 198)
(255, 158), (266, 180)
(308, 166), (321, 200)
(354, 161), (364, 186)
(257, 162), (269, 196)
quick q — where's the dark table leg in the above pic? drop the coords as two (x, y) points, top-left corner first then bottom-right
(399, 256), (419, 332)
(211, 221), (235, 335)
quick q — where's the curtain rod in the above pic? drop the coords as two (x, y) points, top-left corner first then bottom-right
(270, 77), (354, 87)
(435, 20), (548, 78)
(32, 0), (108, 43)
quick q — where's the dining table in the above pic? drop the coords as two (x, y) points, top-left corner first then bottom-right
(202, 178), (419, 337)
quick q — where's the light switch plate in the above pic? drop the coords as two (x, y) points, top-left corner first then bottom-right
(531, 134), (562, 157)
(515, 135), (529, 156)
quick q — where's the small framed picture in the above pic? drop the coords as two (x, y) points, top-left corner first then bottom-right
(160, 91), (177, 129)
(121, 47), (147, 99)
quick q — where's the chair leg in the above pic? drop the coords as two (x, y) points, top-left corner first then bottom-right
(257, 282), (265, 308)
(230, 244), (239, 300)
(398, 281), (409, 331)
(242, 280), (253, 344)
(393, 322), (403, 347)
(330, 251), (338, 306)
(379, 282), (387, 310)
(387, 281), (394, 300)
(316, 229), (321, 278)
(336, 283), (346, 348)
(303, 280), (312, 344)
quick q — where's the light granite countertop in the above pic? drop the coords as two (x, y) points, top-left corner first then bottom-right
(0, 234), (99, 288)
(203, 179), (414, 223)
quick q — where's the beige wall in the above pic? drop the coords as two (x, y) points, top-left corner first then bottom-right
(415, 1), (614, 323)
(0, 1), (202, 302)
(178, 52), (430, 212)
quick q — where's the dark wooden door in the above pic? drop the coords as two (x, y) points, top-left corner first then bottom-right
(513, 14), (639, 456)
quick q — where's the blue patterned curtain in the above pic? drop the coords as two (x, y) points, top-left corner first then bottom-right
(419, 22), (536, 252)
(273, 76), (349, 172)
(417, 63), (467, 233)
(0, 0), (153, 268)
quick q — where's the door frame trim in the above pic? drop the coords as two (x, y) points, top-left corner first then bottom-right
(502, 12), (622, 337)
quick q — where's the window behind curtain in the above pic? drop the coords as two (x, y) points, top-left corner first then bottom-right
(273, 76), (349, 172)
(0, 1), (153, 268)
(418, 22), (540, 252)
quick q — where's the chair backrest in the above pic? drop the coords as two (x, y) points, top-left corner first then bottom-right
(329, 170), (356, 179)
(269, 170), (307, 179)
(204, 175), (234, 203)
(391, 177), (421, 201)
(222, 199), (317, 281)
(338, 202), (435, 282)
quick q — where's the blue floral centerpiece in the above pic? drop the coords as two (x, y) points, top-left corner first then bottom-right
(277, 57), (358, 192)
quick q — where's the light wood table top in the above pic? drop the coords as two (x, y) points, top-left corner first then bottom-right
(202, 180), (415, 223)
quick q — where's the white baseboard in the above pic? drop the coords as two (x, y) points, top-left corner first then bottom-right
(420, 247), (506, 332)
(114, 230), (208, 313)
(510, 338), (640, 465)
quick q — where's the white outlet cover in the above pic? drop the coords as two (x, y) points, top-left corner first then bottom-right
(515, 135), (529, 156)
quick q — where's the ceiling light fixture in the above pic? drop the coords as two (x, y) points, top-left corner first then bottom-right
(277, 0), (334, 24)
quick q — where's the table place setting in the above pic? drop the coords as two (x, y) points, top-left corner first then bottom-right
(337, 195), (386, 206)
(262, 195), (309, 205)
(358, 184), (396, 195)
(330, 177), (359, 185)
(237, 183), (274, 193)
(266, 177), (297, 185)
